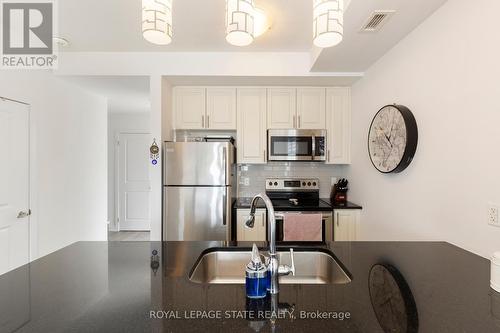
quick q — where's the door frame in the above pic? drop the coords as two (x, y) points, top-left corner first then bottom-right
(114, 130), (151, 232)
(0, 96), (37, 261)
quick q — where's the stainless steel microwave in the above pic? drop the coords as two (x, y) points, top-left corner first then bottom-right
(267, 129), (326, 161)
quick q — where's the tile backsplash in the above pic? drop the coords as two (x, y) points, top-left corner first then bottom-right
(237, 162), (347, 198)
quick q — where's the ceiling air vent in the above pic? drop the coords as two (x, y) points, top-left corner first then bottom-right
(361, 10), (395, 32)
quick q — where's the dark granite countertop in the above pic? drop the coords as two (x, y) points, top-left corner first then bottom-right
(234, 197), (362, 210)
(1, 241), (499, 332)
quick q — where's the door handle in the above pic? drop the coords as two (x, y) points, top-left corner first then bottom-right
(222, 190), (227, 226)
(17, 210), (31, 219)
(202, 115), (205, 128)
(298, 115), (301, 128)
(207, 115), (210, 128)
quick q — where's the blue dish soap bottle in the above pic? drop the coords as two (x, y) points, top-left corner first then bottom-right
(245, 244), (268, 299)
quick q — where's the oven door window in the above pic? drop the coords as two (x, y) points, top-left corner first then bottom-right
(270, 136), (312, 157)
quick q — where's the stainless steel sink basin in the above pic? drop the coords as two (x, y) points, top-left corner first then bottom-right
(188, 247), (352, 285)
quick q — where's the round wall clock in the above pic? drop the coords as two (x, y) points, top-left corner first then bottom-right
(368, 104), (418, 173)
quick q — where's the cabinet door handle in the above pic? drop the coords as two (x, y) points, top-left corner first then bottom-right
(262, 213), (265, 227)
(336, 212), (339, 227)
(293, 115), (296, 128)
(298, 115), (301, 128)
(264, 150), (266, 161)
(207, 115), (210, 128)
(327, 150), (330, 163)
(202, 115), (205, 128)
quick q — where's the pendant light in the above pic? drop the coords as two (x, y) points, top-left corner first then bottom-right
(225, 0), (255, 47)
(142, 0), (173, 45)
(313, 0), (344, 48)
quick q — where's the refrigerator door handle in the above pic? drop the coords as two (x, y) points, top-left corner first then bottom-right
(222, 147), (227, 185)
(222, 190), (227, 226)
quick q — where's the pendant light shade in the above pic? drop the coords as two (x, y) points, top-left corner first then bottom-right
(142, 0), (173, 45)
(226, 0), (255, 47)
(313, 0), (344, 48)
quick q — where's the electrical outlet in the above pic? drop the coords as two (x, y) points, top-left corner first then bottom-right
(331, 177), (338, 187)
(244, 178), (250, 186)
(488, 204), (499, 227)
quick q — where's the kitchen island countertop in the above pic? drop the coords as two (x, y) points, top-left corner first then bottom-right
(1, 241), (499, 332)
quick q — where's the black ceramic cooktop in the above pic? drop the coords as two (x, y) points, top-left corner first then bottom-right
(1, 241), (499, 332)
(269, 198), (333, 212)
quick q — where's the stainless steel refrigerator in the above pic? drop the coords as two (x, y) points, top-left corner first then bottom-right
(163, 141), (234, 241)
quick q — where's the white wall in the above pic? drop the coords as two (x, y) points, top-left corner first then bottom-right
(0, 71), (108, 258)
(107, 112), (151, 231)
(346, 0), (500, 258)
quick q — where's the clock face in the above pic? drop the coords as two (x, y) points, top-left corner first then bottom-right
(369, 105), (409, 173)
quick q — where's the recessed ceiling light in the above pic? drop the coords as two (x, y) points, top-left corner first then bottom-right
(53, 36), (69, 47)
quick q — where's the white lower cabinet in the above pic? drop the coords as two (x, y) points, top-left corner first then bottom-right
(333, 209), (360, 241)
(236, 209), (267, 241)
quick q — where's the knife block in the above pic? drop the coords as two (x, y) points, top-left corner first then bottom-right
(330, 185), (348, 206)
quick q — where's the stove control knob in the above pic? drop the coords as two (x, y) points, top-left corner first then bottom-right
(313, 182), (317, 186)
(307, 182), (312, 186)
(302, 182), (306, 186)
(268, 182), (273, 186)
(274, 182), (278, 186)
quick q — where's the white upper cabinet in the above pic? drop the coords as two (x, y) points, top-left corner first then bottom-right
(174, 87), (236, 130)
(174, 87), (206, 129)
(206, 88), (237, 130)
(267, 87), (326, 130)
(326, 87), (351, 164)
(267, 88), (296, 129)
(297, 88), (326, 129)
(237, 88), (267, 164)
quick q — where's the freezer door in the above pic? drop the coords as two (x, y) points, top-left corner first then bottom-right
(163, 186), (231, 241)
(163, 142), (234, 186)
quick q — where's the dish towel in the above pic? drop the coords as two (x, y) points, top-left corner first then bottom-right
(283, 213), (322, 241)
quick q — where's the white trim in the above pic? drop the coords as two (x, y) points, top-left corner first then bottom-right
(114, 131), (151, 233)
(28, 104), (38, 261)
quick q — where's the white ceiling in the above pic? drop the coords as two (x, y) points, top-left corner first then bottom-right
(311, 0), (449, 72)
(59, 0), (316, 52)
(58, 0), (448, 72)
(61, 76), (150, 113)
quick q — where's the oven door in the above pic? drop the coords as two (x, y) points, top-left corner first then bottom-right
(268, 130), (313, 161)
(275, 212), (333, 242)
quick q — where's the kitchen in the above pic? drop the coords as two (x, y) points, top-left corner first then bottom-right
(1, 0), (500, 332)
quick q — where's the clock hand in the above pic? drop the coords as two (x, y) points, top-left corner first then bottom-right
(377, 127), (393, 148)
(388, 123), (395, 141)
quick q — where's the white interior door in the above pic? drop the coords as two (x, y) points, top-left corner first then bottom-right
(0, 99), (30, 275)
(118, 133), (151, 231)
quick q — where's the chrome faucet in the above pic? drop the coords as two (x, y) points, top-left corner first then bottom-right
(245, 193), (295, 294)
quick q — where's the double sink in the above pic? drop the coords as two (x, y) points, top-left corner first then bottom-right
(189, 247), (352, 285)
